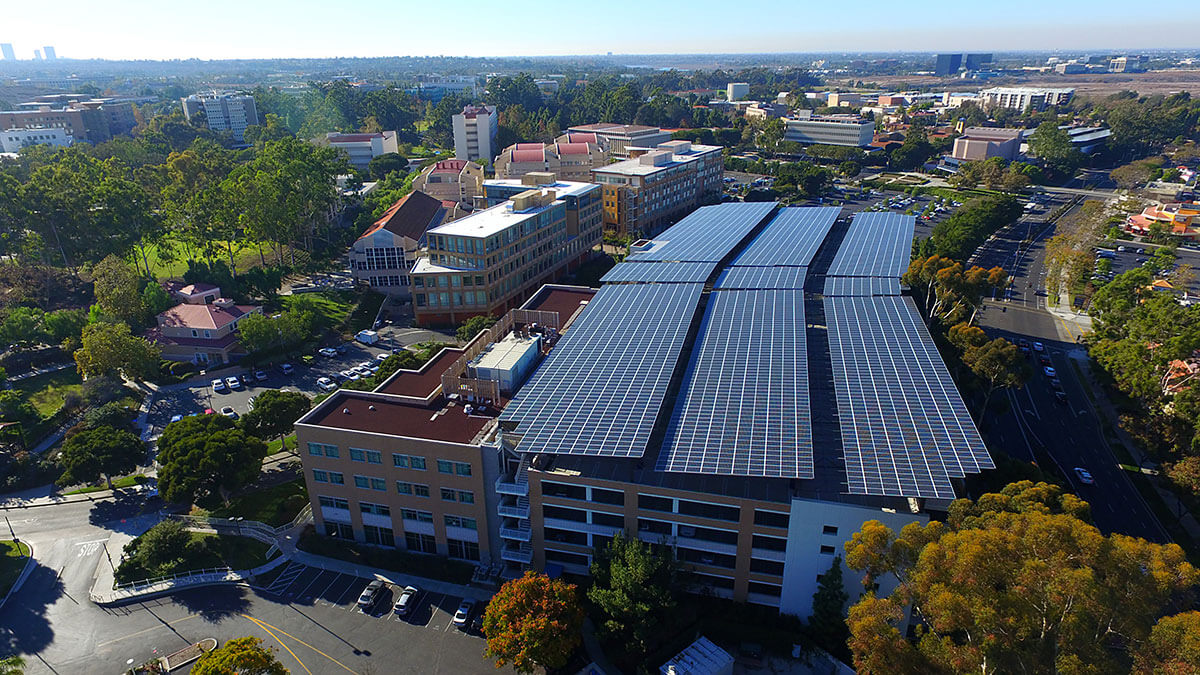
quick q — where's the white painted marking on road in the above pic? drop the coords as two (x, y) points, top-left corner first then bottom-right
(77, 541), (101, 557)
(74, 538), (108, 545)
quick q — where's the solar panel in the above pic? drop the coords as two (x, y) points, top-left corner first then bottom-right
(713, 266), (808, 290)
(729, 206), (840, 267)
(600, 261), (716, 284)
(658, 290), (812, 478)
(625, 202), (778, 263)
(825, 295), (992, 500)
(822, 276), (902, 297)
(827, 212), (915, 278)
(500, 283), (703, 458)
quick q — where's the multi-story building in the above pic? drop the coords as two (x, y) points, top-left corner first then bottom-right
(951, 127), (1023, 162)
(934, 53), (963, 76)
(181, 92), (259, 141)
(150, 284), (261, 366)
(0, 98), (136, 145)
(1109, 55), (1145, 73)
(349, 191), (466, 295)
(409, 177), (601, 325)
(493, 139), (607, 182)
(964, 53), (993, 70)
(726, 82), (749, 101)
(407, 76), (478, 102)
(0, 126), (73, 153)
(565, 123), (671, 159)
(744, 102), (789, 120)
(0, 44), (14, 61)
(42, 46), (56, 60)
(825, 92), (866, 108)
(980, 87), (1074, 112)
(323, 131), (399, 172)
(295, 204), (994, 620)
(782, 110), (874, 147)
(591, 140), (723, 238)
(452, 105), (497, 165)
(411, 159), (485, 204)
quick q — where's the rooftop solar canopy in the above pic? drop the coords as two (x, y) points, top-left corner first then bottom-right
(600, 261), (716, 284)
(827, 212), (916, 278)
(822, 276), (902, 297)
(625, 202), (778, 263)
(500, 283), (703, 458)
(713, 266), (808, 290)
(658, 290), (812, 478)
(825, 295), (992, 500)
(729, 206), (840, 267)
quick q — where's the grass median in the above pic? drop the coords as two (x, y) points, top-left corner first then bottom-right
(0, 540), (31, 597)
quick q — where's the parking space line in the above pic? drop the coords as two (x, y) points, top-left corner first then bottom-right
(293, 569), (329, 599)
(316, 572), (344, 599)
(332, 576), (364, 605)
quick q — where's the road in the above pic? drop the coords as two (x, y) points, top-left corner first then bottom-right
(972, 196), (1169, 542)
(1, 496), (503, 674)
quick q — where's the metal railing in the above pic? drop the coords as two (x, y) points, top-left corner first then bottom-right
(114, 566), (234, 593)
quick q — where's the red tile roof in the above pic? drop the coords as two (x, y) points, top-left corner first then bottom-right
(178, 283), (218, 295)
(511, 148), (545, 163)
(564, 132), (598, 144)
(157, 303), (258, 330)
(148, 329), (240, 349)
(556, 142), (590, 155)
(431, 159), (469, 174)
(357, 190), (446, 242)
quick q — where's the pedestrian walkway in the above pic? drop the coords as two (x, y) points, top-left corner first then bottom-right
(5, 362), (74, 383)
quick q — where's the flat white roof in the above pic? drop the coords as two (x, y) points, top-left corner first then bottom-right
(428, 196), (562, 239)
(472, 332), (539, 371)
(593, 144), (721, 177)
(482, 179), (599, 198)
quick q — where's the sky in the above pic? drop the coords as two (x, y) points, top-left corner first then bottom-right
(3, 0), (1197, 61)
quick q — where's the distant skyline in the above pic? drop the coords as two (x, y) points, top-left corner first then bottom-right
(3, 0), (1197, 62)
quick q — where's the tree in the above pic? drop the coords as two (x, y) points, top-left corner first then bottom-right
(117, 519), (192, 582)
(0, 306), (46, 345)
(0, 655), (25, 675)
(483, 571), (585, 673)
(73, 321), (160, 380)
(157, 414), (267, 505)
(57, 426), (144, 488)
(366, 152), (409, 180)
(843, 482), (1198, 674)
(42, 308), (87, 344)
(456, 315), (497, 342)
(1028, 121), (1083, 175)
(809, 556), (851, 660)
(1134, 611), (1200, 674)
(588, 531), (682, 652)
(141, 282), (175, 318)
(962, 337), (1027, 411)
(239, 389), (312, 449)
(190, 637), (287, 675)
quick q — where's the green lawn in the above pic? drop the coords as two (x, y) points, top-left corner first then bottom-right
(12, 369), (83, 417)
(188, 533), (275, 572)
(265, 434), (296, 455)
(0, 540), (31, 597)
(64, 474), (149, 495)
(279, 290), (356, 328)
(136, 235), (261, 280)
(208, 478), (308, 527)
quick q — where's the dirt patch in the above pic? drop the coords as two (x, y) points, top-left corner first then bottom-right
(838, 70), (1200, 98)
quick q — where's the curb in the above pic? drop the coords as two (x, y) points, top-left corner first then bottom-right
(0, 541), (35, 611)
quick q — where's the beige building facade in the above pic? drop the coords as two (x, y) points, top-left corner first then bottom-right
(411, 159), (484, 204)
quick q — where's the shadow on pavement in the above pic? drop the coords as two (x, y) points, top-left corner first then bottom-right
(0, 559), (65, 656)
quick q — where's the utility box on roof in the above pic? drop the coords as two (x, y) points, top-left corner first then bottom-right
(468, 332), (541, 394)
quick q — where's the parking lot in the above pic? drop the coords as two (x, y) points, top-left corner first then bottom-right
(1094, 242), (1200, 293)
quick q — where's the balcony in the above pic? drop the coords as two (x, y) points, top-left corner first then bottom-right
(499, 523), (532, 542)
(495, 474), (528, 497)
(497, 495), (530, 519)
(501, 542), (533, 565)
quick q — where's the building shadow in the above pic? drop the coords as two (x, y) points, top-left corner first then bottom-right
(0, 559), (65, 657)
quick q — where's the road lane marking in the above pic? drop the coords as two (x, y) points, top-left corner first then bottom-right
(243, 615), (311, 675)
(95, 615), (198, 649)
(241, 614), (356, 674)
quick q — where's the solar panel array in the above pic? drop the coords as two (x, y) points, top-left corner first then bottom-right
(827, 212), (915, 277)
(714, 266), (808, 290)
(625, 202), (778, 262)
(825, 295), (993, 499)
(658, 290), (812, 478)
(729, 206), (840, 267)
(500, 283), (703, 458)
(823, 276), (902, 297)
(600, 261), (716, 284)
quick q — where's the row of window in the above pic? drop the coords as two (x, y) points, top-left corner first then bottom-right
(309, 447), (473, 478)
(398, 508), (477, 530)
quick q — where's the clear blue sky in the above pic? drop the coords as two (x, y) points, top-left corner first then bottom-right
(6, 0), (1196, 61)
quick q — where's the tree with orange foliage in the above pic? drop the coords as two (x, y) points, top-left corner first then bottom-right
(482, 571), (584, 674)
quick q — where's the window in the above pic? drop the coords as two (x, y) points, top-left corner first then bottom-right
(349, 448), (382, 464)
(400, 509), (434, 523)
(318, 496), (348, 509)
(820, 545), (836, 555)
(438, 460), (472, 476)
(324, 522), (353, 539)
(457, 490), (474, 504)
(410, 456), (426, 470)
(308, 442), (338, 457)
(447, 538), (480, 561)
(414, 484), (430, 497)
(363, 525), (395, 547)
(444, 515), (477, 530)
(365, 450), (381, 464)
(441, 487), (456, 502)
(591, 488), (625, 506)
(329, 472), (344, 485)
(638, 494), (673, 513)
(370, 478), (385, 491)
(543, 505), (587, 523)
(359, 502), (390, 516)
(677, 547), (736, 570)
(437, 460), (452, 474)
(752, 535), (788, 552)
(750, 558), (785, 575)
(822, 525), (839, 536)
(393, 453), (427, 470)
(545, 528), (587, 545)
(591, 511), (624, 528)
(405, 532), (437, 554)
(542, 481), (586, 500)
(678, 525), (738, 546)
(754, 510), (790, 529)
(313, 470), (328, 483)
(354, 475), (369, 489)
(637, 518), (672, 536)
(544, 549), (589, 566)
(350, 448), (364, 462)
(396, 481), (429, 497)
(748, 582), (782, 598)
(677, 499), (739, 522)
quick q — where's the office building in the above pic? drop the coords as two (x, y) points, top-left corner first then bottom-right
(493, 139), (607, 182)
(1, 44), (14, 61)
(951, 127), (1023, 162)
(453, 105), (498, 165)
(410, 177), (602, 325)
(411, 159), (485, 204)
(0, 126), (73, 153)
(42, 46), (56, 60)
(726, 82), (750, 101)
(150, 284), (261, 366)
(296, 204), (993, 619)
(783, 110), (874, 147)
(408, 76), (478, 102)
(934, 53), (963, 76)
(825, 92), (865, 108)
(181, 92), (259, 141)
(964, 53), (992, 70)
(743, 102), (790, 120)
(1110, 55), (1144, 73)
(1055, 63), (1087, 75)
(0, 98), (136, 145)
(323, 131), (399, 172)
(32, 49), (41, 61)
(566, 123), (671, 159)
(591, 140), (723, 238)
(980, 87), (1074, 112)
(349, 191), (466, 295)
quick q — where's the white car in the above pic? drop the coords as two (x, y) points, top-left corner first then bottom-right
(393, 586), (419, 616)
(220, 406), (238, 419)
(254, 370), (268, 382)
(225, 376), (243, 390)
(351, 366), (371, 377)
(340, 370), (360, 381)
(212, 378), (227, 393)
(375, 353), (390, 362)
(317, 377), (337, 392)
(1043, 366), (1057, 378)
(357, 361), (374, 371)
(318, 347), (337, 358)
(452, 599), (475, 629)
(1074, 467), (1094, 485)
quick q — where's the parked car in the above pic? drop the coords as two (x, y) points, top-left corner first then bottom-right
(169, 414), (183, 424)
(453, 599), (475, 629)
(317, 377), (337, 392)
(1032, 342), (1044, 352)
(375, 353), (390, 362)
(254, 370), (268, 382)
(357, 580), (386, 610)
(1073, 467), (1094, 485)
(1043, 366), (1057, 378)
(226, 376), (243, 390)
(220, 406), (238, 420)
(239, 373), (253, 386)
(351, 366), (371, 377)
(1050, 378), (1063, 391)
(393, 586), (419, 616)
(318, 347), (338, 358)
(211, 378), (227, 393)
(279, 363), (294, 375)
(1054, 390), (1069, 404)
(357, 361), (374, 371)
